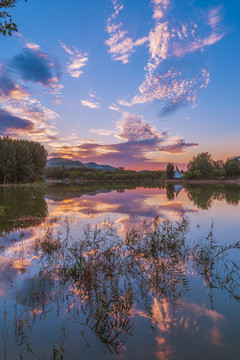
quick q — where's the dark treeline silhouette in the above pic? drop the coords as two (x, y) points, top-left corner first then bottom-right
(1, 139), (239, 184)
(0, 137), (47, 184)
(183, 152), (240, 179)
(166, 162), (175, 179)
(45, 152), (240, 182)
(44, 166), (166, 181)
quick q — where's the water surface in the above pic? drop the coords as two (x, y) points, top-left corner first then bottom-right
(0, 183), (240, 359)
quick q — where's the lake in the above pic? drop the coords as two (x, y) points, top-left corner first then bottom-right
(0, 183), (240, 360)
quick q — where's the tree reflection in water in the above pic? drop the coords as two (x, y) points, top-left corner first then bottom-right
(184, 184), (240, 209)
(1, 216), (240, 359)
(0, 187), (48, 233)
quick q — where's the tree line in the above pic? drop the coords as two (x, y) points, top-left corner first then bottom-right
(45, 152), (240, 182)
(44, 166), (166, 181)
(1, 137), (239, 183)
(0, 137), (47, 183)
(183, 152), (240, 180)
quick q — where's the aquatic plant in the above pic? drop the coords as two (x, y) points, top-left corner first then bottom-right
(1, 217), (240, 358)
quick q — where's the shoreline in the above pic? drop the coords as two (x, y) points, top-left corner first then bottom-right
(164, 178), (240, 185)
(0, 178), (240, 187)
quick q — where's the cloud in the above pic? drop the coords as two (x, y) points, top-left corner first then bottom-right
(90, 129), (114, 136)
(158, 138), (198, 153)
(159, 94), (191, 117)
(4, 97), (60, 140)
(116, 112), (161, 141)
(81, 91), (101, 109)
(109, 104), (121, 112)
(173, 7), (225, 57)
(132, 66), (207, 106)
(117, 99), (132, 107)
(81, 99), (100, 109)
(105, 1), (132, 63)
(26, 42), (40, 50)
(105, 0), (147, 64)
(50, 112), (197, 168)
(0, 68), (29, 102)
(152, 0), (170, 20)
(61, 42), (88, 78)
(105, 0), (171, 66)
(0, 108), (34, 134)
(0, 65), (60, 141)
(10, 47), (61, 88)
(105, 0), (225, 115)
(105, 30), (135, 64)
(148, 22), (170, 67)
(1, 99), (59, 141)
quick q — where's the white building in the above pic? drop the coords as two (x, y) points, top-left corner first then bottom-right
(174, 166), (183, 179)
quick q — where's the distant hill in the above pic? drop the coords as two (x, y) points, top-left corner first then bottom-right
(47, 158), (85, 168)
(84, 162), (116, 171)
(47, 158), (116, 172)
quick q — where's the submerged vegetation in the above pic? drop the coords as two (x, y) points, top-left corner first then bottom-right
(1, 216), (240, 358)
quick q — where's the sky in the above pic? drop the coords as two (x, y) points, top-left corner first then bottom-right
(0, 0), (239, 170)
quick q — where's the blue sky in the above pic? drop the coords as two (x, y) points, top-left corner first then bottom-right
(0, 0), (239, 169)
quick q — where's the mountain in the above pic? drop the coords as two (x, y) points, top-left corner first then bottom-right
(47, 158), (116, 172)
(47, 158), (85, 168)
(84, 162), (116, 171)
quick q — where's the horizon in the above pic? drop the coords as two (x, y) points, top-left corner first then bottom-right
(0, 0), (239, 170)
(47, 155), (188, 171)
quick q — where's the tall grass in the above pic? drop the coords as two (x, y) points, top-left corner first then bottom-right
(1, 216), (240, 358)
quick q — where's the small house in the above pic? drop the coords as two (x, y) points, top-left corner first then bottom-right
(174, 166), (183, 179)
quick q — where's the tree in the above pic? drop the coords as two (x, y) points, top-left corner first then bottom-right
(0, 139), (17, 183)
(224, 157), (240, 178)
(28, 140), (48, 181)
(0, 0), (27, 36)
(70, 170), (81, 180)
(15, 140), (33, 183)
(166, 163), (174, 179)
(0, 137), (47, 183)
(187, 152), (214, 178)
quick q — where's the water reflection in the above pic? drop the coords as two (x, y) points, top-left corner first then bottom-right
(184, 184), (240, 209)
(0, 187), (48, 233)
(45, 185), (198, 236)
(1, 184), (239, 235)
(1, 217), (240, 359)
(0, 183), (240, 359)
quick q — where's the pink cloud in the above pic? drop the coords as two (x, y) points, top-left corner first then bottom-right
(49, 112), (197, 169)
(61, 42), (88, 78)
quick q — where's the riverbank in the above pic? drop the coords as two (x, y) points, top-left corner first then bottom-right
(164, 178), (240, 185)
(0, 178), (240, 187)
(0, 182), (49, 188)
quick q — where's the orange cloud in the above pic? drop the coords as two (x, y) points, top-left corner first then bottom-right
(50, 113), (197, 169)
